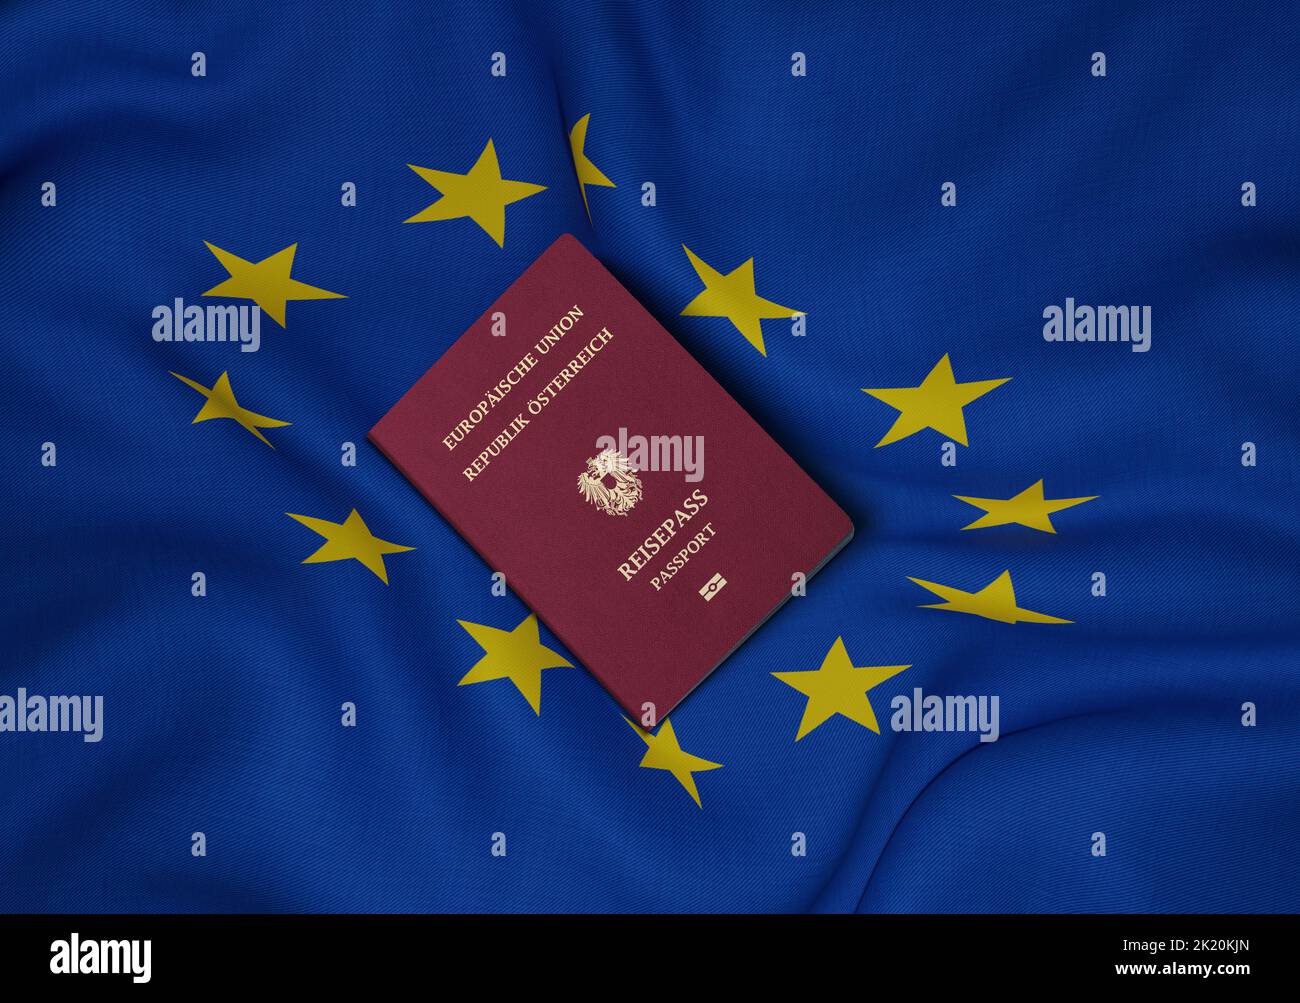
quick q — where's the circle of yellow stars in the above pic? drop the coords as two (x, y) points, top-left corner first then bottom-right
(164, 106), (1102, 811)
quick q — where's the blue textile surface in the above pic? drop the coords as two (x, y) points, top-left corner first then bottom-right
(1, 1), (1297, 912)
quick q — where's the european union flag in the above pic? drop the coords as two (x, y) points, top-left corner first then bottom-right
(1, 0), (1297, 914)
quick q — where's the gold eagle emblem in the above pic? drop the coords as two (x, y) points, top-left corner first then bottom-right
(577, 448), (643, 516)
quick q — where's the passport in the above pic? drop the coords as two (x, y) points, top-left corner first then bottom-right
(370, 234), (853, 718)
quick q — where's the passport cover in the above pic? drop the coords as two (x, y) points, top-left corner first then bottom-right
(370, 234), (853, 718)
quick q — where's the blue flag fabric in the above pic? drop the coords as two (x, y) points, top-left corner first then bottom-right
(2, 0), (1298, 913)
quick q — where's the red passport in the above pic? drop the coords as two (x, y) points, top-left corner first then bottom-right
(370, 234), (852, 718)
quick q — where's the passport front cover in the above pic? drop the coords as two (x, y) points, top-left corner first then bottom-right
(370, 234), (852, 718)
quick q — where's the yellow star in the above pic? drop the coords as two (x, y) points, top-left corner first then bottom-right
(405, 139), (546, 247)
(862, 354), (1009, 447)
(624, 717), (722, 808)
(169, 370), (290, 448)
(202, 242), (345, 328)
(456, 613), (572, 714)
(680, 245), (800, 357)
(772, 637), (909, 741)
(568, 113), (615, 222)
(907, 569), (1070, 624)
(954, 479), (1098, 533)
(285, 509), (414, 585)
